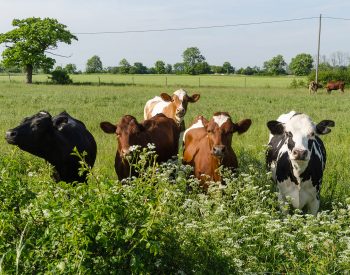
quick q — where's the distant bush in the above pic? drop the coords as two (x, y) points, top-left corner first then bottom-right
(49, 69), (73, 84)
(289, 78), (306, 88)
(308, 68), (350, 85)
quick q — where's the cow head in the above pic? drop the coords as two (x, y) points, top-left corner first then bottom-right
(5, 111), (54, 155)
(100, 115), (143, 157)
(160, 89), (200, 123)
(203, 112), (252, 158)
(267, 113), (334, 162)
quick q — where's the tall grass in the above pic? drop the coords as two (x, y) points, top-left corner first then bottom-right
(0, 81), (349, 273)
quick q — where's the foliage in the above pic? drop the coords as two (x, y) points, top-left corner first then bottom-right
(182, 47), (208, 75)
(289, 78), (306, 88)
(222, 61), (235, 74)
(49, 69), (73, 84)
(173, 62), (185, 74)
(64, 64), (77, 74)
(165, 64), (172, 74)
(154, 60), (166, 74)
(0, 17), (77, 83)
(86, 55), (103, 73)
(289, 53), (314, 76)
(308, 68), (350, 84)
(0, 147), (349, 274)
(119, 58), (131, 74)
(263, 54), (287, 75)
(132, 62), (148, 74)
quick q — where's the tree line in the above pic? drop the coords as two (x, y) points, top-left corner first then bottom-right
(1, 17), (350, 84)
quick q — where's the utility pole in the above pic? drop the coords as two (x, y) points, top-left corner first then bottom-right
(315, 14), (322, 84)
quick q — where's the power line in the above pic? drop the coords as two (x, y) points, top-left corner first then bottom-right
(323, 16), (350, 21)
(73, 16), (319, 35)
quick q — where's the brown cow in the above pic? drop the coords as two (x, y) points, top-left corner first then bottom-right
(183, 112), (252, 190)
(100, 113), (180, 180)
(144, 89), (200, 131)
(326, 81), (345, 93)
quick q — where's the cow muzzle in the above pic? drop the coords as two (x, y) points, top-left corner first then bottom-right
(176, 108), (185, 117)
(5, 130), (17, 144)
(212, 145), (225, 157)
(291, 149), (308, 161)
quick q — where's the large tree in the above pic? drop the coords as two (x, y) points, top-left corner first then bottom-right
(222, 62), (235, 74)
(0, 17), (77, 83)
(119, 58), (131, 74)
(289, 53), (313, 76)
(263, 54), (287, 75)
(154, 60), (166, 74)
(182, 47), (207, 75)
(86, 55), (103, 73)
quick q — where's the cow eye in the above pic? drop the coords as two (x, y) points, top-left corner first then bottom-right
(309, 132), (315, 138)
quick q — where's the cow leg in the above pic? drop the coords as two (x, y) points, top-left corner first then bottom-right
(306, 198), (320, 215)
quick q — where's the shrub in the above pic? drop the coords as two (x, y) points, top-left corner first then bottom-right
(49, 69), (73, 85)
(308, 68), (350, 85)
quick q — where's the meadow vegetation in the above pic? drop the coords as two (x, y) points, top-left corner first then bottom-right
(0, 80), (350, 273)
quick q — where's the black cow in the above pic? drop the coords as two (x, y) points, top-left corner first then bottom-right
(5, 111), (97, 183)
(266, 111), (334, 215)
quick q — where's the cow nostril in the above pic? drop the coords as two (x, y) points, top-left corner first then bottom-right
(6, 131), (17, 138)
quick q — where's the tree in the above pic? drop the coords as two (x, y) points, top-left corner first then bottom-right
(119, 58), (131, 74)
(133, 62), (147, 74)
(182, 47), (206, 75)
(64, 63), (77, 74)
(222, 62), (235, 74)
(0, 17), (77, 83)
(86, 55), (103, 73)
(154, 60), (166, 74)
(173, 62), (185, 74)
(165, 64), (172, 74)
(289, 53), (313, 76)
(263, 54), (287, 75)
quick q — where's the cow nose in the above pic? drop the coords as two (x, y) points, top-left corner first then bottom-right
(292, 149), (308, 160)
(176, 108), (185, 117)
(212, 145), (225, 157)
(6, 130), (17, 139)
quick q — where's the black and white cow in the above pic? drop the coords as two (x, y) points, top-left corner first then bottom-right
(5, 111), (97, 183)
(266, 111), (334, 215)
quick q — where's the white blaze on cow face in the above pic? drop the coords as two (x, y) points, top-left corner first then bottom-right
(213, 114), (229, 127)
(173, 89), (188, 119)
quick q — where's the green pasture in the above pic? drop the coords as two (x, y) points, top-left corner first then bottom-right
(1, 80), (350, 273)
(0, 73), (306, 88)
(0, 81), (348, 202)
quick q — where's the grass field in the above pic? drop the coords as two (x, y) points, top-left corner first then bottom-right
(1, 80), (350, 273)
(0, 73), (306, 88)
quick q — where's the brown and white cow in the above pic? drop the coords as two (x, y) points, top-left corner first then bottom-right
(100, 113), (180, 180)
(183, 112), (252, 190)
(326, 81), (345, 93)
(144, 89), (200, 131)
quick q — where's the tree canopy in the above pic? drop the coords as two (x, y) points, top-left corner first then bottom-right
(263, 55), (287, 75)
(289, 53), (314, 76)
(0, 17), (77, 83)
(182, 47), (207, 75)
(86, 55), (103, 73)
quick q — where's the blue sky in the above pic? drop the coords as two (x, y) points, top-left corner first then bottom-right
(1, 0), (349, 70)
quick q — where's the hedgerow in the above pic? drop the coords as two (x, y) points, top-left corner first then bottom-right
(0, 148), (349, 274)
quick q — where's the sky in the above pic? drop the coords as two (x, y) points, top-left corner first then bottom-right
(0, 0), (349, 71)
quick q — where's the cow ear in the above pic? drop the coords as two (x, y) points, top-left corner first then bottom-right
(188, 94), (200, 103)
(100, 122), (116, 134)
(316, 120), (335, 135)
(160, 93), (172, 102)
(53, 116), (68, 129)
(235, 119), (252, 134)
(267, 120), (284, 135)
(201, 116), (209, 129)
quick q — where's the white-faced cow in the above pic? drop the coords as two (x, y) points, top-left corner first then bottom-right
(100, 113), (180, 180)
(266, 111), (335, 215)
(5, 111), (97, 183)
(183, 112), (252, 190)
(143, 89), (200, 131)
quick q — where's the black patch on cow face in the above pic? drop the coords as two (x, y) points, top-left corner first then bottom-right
(286, 132), (295, 152)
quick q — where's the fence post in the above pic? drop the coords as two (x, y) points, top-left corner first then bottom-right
(98, 76), (100, 86)
(8, 73), (11, 83)
(244, 77), (246, 88)
(199, 77), (201, 87)
(165, 76), (167, 87)
(132, 77), (135, 85)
